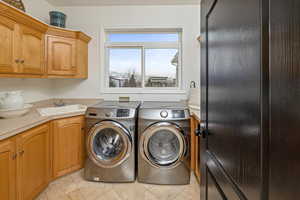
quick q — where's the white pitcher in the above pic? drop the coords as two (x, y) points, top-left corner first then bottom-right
(0, 91), (24, 109)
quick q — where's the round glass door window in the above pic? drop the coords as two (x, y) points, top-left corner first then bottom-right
(87, 121), (132, 168)
(148, 129), (181, 166)
(93, 128), (124, 161)
(141, 122), (186, 168)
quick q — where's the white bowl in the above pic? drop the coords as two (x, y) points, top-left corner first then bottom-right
(0, 104), (33, 119)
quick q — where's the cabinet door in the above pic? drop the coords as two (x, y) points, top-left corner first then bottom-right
(19, 25), (45, 75)
(190, 116), (200, 182)
(0, 15), (18, 74)
(47, 36), (77, 76)
(52, 116), (84, 179)
(17, 124), (50, 200)
(194, 119), (201, 182)
(0, 138), (16, 200)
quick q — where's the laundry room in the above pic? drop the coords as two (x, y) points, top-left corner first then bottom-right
(0, 0), (200, 199)
(1, 0), (299, 200)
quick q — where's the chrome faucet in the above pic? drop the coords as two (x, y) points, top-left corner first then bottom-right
(53, 99), (66, 107)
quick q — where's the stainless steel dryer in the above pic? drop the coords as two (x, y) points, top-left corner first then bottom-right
(84, 101), (140, 182)
(138, 102), (190, 185)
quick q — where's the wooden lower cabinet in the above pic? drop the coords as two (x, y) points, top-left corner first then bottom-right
(0, 116), (85, 200)
(190, 115), (201, 182)
(16, 123), (50, 200)
(52, 116), (85, 179)
(0, 138), (16, 200)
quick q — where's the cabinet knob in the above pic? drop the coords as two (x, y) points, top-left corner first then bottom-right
(15, 59), (20, 63)
(20, 60), (25, 64)
(19, 150), (25, 156)
(12, 153), (17, 160)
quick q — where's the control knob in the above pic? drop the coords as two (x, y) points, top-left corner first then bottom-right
(160, 110), (168, 118)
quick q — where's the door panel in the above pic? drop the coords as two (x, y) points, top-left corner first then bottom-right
(0, 139), (16, 200)
(0, 16), (17, 73)
(52, 116), (84, 178)
(47, 36), (77, 76)
(269, 0), (300, 199)
(201, 0), (262, 199)
(19, 25), (44, 75)
(207, 169), (225, 200)
(17, 124), (50, 200)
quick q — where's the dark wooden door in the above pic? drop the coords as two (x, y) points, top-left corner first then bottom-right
(269, 0), (300, 199)
(200, 0), (263, 199)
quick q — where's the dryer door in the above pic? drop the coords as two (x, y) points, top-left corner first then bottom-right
(87, 120), (132, 168)
(140, 122), (186, 169)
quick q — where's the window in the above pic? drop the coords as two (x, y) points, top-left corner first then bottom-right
(104, 29), (182, 92)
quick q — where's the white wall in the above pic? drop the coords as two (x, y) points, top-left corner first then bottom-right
(0, 78), (54, 102)
(52, 5), (200, 101)
(0, 0), (56, 103)
(22, 0), (56, 23)
(0, 1), (200, 102)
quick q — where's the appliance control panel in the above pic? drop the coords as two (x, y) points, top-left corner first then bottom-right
(116, 109), (130, 117)
(86, 108), (135, 119)
(171, 110), (185, 118)
(139, 109), (190, 120)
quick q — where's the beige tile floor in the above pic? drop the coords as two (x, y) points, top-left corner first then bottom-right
(36, 170), (200, 200)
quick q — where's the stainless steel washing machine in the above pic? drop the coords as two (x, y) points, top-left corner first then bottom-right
(138, 102), (190, 185)
(84, 101), (140, 182)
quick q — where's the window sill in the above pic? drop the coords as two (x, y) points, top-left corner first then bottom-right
(101, 88), (186, 94)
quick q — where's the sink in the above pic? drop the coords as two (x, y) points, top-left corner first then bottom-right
(188, 88), (200, 115)
(37, 104), (87, 117)
(188, 88), (200, 107)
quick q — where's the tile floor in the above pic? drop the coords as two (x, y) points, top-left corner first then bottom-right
(36, 170), (200, 200)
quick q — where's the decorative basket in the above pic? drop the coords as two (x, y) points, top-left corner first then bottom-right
(3, 0), (25, 12)
(49, 11), (67, 28)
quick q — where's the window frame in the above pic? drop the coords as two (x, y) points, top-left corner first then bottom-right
(102, 28), (184, 94)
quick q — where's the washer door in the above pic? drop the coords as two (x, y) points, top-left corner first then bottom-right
(140, 122), (186, 169)
(87, 121), (132, 168)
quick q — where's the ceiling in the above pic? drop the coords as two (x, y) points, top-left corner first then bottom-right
(45, 0), (200, 6)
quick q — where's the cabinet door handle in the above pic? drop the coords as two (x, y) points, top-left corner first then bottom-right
(12, 153), (17, 160)
(15, 59), (20, 63)
(19, 150), (25, 156)
(20, 60), (25, 64)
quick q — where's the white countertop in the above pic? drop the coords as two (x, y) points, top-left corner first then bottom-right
(0, 99), (102, 141)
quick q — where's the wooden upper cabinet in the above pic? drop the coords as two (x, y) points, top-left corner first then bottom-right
(52, 116), (85, 179)
(0, 1), (91, 78)
(0, 138), (16, 200)
(19, 25), (45, 75)
(47, 36), (77, 76)
(0, 15), (17, 74)
(16, 124), (50, 200)
(46, 27), (91, 78)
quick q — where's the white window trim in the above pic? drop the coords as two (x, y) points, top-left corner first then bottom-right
(100, 27), (185, 94)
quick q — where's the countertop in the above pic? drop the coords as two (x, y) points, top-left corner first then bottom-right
(0, 98), (103, 141)
(189, 106), (201, 122)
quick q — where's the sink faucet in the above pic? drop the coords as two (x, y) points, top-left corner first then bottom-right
(54, 99), (66, 107)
